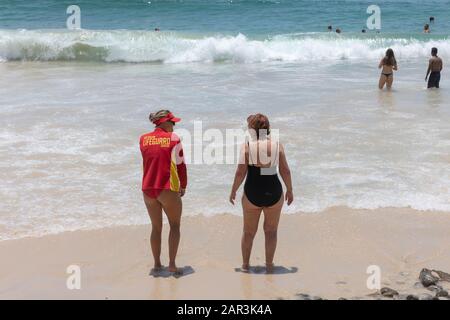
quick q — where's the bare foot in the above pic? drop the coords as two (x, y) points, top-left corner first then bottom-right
(266, 263), (274, 274)
(153, 264), (163, 271)
(150, 263), (164, 276)
(169, 264), (183, 276)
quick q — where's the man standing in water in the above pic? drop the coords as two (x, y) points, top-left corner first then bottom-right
(426, 47), (443, 89)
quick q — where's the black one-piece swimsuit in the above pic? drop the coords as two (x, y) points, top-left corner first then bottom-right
(244, 165), (283, 207)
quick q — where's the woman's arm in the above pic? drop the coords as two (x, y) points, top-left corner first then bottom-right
(278, 144), (293, 205)
(229, 164), (247, 205)
(378, 59), (384, 69)
(229, 144), (248, 205)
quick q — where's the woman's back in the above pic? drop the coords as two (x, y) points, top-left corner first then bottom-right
(246, 139), (279, 169)
(244, 139), (282, 207)
(381, 56), (397, 73)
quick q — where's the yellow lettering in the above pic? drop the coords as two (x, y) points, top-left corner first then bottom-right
(143, 136), (171, 148)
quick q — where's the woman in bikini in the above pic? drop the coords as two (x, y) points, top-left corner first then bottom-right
(229, 114), (293, 273)
(378, 48), (398, 90)
(140, 109), (187, 275)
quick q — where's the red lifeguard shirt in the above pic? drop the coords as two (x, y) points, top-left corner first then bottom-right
(140, 128), (187, 195)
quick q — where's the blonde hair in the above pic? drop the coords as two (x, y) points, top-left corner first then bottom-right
(149, 109), (171, 124)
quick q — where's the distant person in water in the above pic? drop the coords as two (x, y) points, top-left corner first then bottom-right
(378, 48), (398, 90)
(362, 28), (367, 33)
(140, 109), (187, 275)
(336, 28), (342, 34)
(230, 114), (293, 274)
(327, 25), (333, 32)
(424, 24), (430, 33)
(429, 17), (435, 23)
(154, 28), (160, 32)
(426, 47), (443, 89)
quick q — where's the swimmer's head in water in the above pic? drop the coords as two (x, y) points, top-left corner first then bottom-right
(424, 24), (430, 31)
(383, 48), (397, 66)
(432, 47), (438, 56)
(327, 25), (332, 31)
(247, 114), (270, 140)
(149, 109), (181, 131)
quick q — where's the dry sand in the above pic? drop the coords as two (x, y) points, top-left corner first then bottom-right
(1, 207), (450, 300)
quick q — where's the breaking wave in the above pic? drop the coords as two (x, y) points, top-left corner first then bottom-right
(1, 29), (449, 63)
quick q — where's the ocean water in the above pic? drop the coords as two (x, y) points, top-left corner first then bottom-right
(1, 0), (450, 34)
(1, 1), (450, 240)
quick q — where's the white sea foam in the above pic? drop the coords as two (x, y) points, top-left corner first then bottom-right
(0, 29), (449, 63)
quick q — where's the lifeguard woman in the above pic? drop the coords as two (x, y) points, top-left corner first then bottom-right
(140, 110), (187, 274)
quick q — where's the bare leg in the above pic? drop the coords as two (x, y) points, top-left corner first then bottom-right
(386, 75), (394, 90)
(262, 195), (283, 273)
(158, 190), (182, 273)
(378, 75), (386, 90)
(241, 195), (262, 271)
(143, 193), (163, 270)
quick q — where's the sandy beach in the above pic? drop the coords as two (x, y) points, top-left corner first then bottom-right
(1, 207), (449, 300)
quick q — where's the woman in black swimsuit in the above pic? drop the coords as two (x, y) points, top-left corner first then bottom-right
(378, 48), (398, 90)
(229, 114), (294, 273)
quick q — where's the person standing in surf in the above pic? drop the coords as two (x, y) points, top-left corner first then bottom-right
(426, 47), (443, 89)
(229, 114), (293, 274)
(378, 48), (398, 90)
(140, 110), (187, 275)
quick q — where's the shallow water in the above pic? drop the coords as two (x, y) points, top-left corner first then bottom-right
(0, 58), (449, 240)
